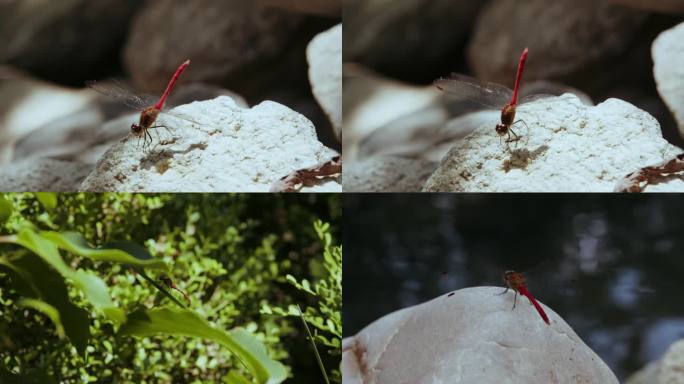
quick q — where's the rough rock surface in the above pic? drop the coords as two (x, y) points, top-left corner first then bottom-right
(0, 159), (92, 192)
(307, 24), (342, 141)
(653, 21), (684, 137)
(423, 94), (684, 192)
(344, 156), (436, 192)
(343, 287), (618, 384)
(659, 339), (684, 383)
(123, 0), (301, 93)
(80, 96), (340, 192)
(468, 0), (646, 85)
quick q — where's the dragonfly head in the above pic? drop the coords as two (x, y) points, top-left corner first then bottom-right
(495, 123), (508, 136)
(131, 123), (144, 136)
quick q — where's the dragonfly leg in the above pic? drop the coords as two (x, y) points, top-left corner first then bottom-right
(496, 287), (509, 296)
(512, 290), (518, 310)
(505, 127), (521, 143)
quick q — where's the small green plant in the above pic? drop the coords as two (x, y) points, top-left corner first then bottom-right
(0, 193), (340, 383)
(262, 220), (342, 383)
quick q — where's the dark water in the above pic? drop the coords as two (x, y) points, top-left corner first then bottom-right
(343, 194), (684, 380)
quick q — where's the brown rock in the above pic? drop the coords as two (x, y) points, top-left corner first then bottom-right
(344, 0), (484, 80)
(609, 0), (684, 14)
(123, 0), (301, 93)
(468, 0), (647, 85)
(0, 0), (138, 83)
(257, 0), (340, 17)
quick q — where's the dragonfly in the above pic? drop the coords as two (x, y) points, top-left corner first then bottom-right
(434, 48), (550, 146)
(445, 269), (550, 325)
(500, 270), (550, 325)
(159, 273), (190, 304)
(86, 59), (196, 151)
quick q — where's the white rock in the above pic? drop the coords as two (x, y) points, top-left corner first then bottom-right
(343, 287), (618, 384)
(79, 96), (340, 192)
(344, 156), (436, 192)
(0, 158), (92, 192)
(307, 23), (342, 141)
(344, 66), (442, 160)
(659, 339), (684, 383)
(653, 21), (684, 137)
(423, 94), (684, 192)
(0, 79), (95, 164)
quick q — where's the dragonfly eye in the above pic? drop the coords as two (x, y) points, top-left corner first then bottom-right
(131, 124), (143, 135)
(495, 124), (507, 135)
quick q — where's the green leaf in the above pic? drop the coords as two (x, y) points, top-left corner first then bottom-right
(40, 232), (167, 269)
(14, 228), (125, 324)
(0, 194), (12, 223)
(0, 253), (90, 356)
(120, 307), (287, 384)
(224, 371), (253, 384)
(35, 193), (57, 211)
(18, 299), (65, 339)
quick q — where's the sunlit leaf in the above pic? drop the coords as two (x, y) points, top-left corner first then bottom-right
(18, 299), (65, 339)
(119, 307), (287, 384)
(35, 193), (57, 211)
(40, 232), (167, 269)
(0, 194), (12, 223)
(14, 228), (125, 323)
(224, 371), (252, 384)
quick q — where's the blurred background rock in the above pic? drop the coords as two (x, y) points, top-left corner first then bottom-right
(344, 0), (684, 191)
(0, 0), (340, 190)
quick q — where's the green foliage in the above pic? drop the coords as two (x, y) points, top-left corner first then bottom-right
(262, 220), (343, 382)
(0, 193), (340, 383)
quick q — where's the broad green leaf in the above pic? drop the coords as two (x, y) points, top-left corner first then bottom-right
(224, 371), (252, 384)
(0, 194), (11, 223)
(14, 228), (125, 324)
(18, 299), (65, 339)
(40, 232), (167, 270)
(35, 193), (57, 211)
(0, 253), (90, 356)
(120, 307), (287, 384)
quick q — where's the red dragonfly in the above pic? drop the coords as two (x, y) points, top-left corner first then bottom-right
(435, 48), (548, 144)
(500, 270), (550, 325)
(87, 59), (194, 150)
(159, 273), (190, 304)
(445, 269), (550, 325)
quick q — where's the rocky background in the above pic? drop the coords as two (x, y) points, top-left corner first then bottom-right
(0, 0), (341, 191)
(344, 0), (684, 192)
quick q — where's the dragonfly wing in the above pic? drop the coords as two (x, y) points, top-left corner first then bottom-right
(517, 93), (556, 105)
(159, 109), (204, 127)
(86, 79), (157, 111)
(434, 73), (512, 109)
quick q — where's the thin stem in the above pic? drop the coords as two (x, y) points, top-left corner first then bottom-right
(297, 304), (329, 384)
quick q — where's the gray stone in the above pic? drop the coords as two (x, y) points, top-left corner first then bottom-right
(343, 287), (619, 384)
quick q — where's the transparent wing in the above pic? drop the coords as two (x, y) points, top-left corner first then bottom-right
(85, 79), (157, 111)
(434, 74), (513, 110)
(518, 93), (556, 105)
(159, 108), (204, 127)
